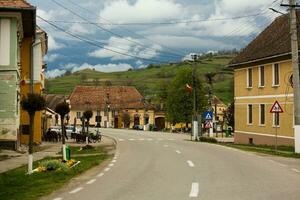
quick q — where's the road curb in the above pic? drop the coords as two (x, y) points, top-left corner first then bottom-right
(102, 134), (118, 148)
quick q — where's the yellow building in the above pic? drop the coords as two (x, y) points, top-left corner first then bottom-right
(68, 86), (166, 130)
(212, 95), (227, 122)
(228, 12), (296, 146)
(20, 26), (48, 144)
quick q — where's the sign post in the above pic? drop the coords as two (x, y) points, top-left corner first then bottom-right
(270, 101), (284, 153)
(204, 111), (213, 137)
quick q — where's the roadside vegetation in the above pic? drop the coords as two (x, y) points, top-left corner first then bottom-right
(0, 148), (109, 200)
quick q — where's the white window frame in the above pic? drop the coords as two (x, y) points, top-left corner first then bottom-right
(246, 68), (253, 88)
(247, 104), (253, 125)
(259, 104), (265, 126)
(258, 66), (265, 88)
(272, 112), (280, 127)
(272, 63), (280, 87)
(0, 18), (11, 66)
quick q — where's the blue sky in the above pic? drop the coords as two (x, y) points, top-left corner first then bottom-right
(28, 0), (284, 78)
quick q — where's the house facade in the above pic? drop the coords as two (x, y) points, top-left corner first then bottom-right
(229, 12), (297, 146)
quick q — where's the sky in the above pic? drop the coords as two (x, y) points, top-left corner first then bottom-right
(27, 0), (285, 78)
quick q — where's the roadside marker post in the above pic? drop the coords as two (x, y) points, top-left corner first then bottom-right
(270, 101), (284, 153)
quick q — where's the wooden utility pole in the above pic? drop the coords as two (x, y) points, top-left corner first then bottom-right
(282, 0), (300, 153)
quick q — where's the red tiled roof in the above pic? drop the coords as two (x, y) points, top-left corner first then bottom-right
(229, 10), (300, 67)
(69, 86), (152, 110)
(212, 96), (225, 105)
(0, 0), (34, 9)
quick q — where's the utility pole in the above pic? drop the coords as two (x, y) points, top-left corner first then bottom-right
(192, 54), (198, 141)
(282, 0), (300, 153)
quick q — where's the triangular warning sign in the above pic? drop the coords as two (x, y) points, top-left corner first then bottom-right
(270, 101), (284, 113)
(205, 113), (212, 120)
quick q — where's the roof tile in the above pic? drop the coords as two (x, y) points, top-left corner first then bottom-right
(0, 0), (33, 9)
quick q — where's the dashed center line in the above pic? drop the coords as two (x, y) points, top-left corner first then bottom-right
(189, 182), (199, 197)
(187, 160), (195, 167)
(292, 168), (300, 173)
(86, 179), (96, 185)
(69, 187), (83, 194)
(97, 172), (104, 177)
(104, 167), (111, 172)
(129, 138), (135, 141)
(175, 150), (181, 154)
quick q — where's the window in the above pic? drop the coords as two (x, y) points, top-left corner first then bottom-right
(259, 66), (265, 87)
(273, 112), (280, 127)
(0, 18), (11, 66)
(76, 112), (81, 119)
(247, 68), (253, 88)
(248, 104), (253, 124)
(273, 63), (280, 86)
(259, 104), (265, 125)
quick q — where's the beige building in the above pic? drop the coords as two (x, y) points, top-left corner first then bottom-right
(68, 86), (165, 130)
(228, 12), (297, 146)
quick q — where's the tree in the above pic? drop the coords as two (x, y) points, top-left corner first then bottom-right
(55, 101), (70, 161)
(165, 67), (207, 126)
(83, 110), (93, 134)
(21, 93), (46, 174)
(223, 102), (234, 129)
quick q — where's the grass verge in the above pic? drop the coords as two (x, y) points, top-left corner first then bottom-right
(57, 145), (105, 155)
(0, 154), (108, 200)
(219, 143), (300, 158)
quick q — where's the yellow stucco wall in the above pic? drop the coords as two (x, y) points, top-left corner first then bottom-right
(234, 60), (294, 141)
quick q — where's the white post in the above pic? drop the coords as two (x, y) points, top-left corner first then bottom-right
(62, 144), (66, 161)
(86, 137), (88, 145)
(209, 127), (213, 137)
(193, 121), (198, 140)
(28, 154), (33, 174)
(295, 126), (300, 152)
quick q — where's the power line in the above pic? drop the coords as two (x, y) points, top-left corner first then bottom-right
(51, 0), (184, 59)
(37, 16), (167, 63)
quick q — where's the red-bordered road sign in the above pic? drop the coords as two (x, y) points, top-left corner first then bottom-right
(270, 100), (284, 113)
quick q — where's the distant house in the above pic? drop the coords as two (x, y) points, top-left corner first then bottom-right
(228, 12), (298, 146)
(68, 86), (165, 130)
(211, 96), (227, 123)
(0, 0), (47, 149)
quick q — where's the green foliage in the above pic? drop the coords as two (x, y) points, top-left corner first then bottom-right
(55, 101), (70, 118)
(21, 93), (46, 115)
(39, 159), (69, 171)
(165, 67), (207, 124)
(83, 110), (93, 121)
(199, 137), (218, 143)
(223, 102), (234, 128)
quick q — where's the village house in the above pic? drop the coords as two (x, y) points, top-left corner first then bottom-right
(228, 12), (298, 146)
(0, 0), (47, 149)
(68, 86), (166, 130)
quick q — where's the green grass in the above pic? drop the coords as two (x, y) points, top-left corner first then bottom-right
(0, 154), (108, 200)
(46, 54), (234, 104)
(220, 143), (300, 158)
(57, 145), (105, 155)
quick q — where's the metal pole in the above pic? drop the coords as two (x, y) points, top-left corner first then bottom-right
(289, 0), (300, 153)
(275, 124), (278, 153)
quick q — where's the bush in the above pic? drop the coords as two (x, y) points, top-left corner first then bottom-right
(199, 137), (218, 143)
(39, 159), (69, 172)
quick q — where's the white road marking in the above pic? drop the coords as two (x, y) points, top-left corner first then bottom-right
(175, 150), (181, 154)
(189, 182), (199, 197)
(118, 139), (124, 141)
(104, 168), (110, 172)
(187, 160), (195, 167)
(86, 179), (96, 185)
(139, 138), (145, 141)
(69, 187), (83, 194)
(97, 172), (104, 177)
(112, 159), (117, 163)
(129, 138), (135, 141)
(109, 163), (114, 167)
(53, 198), (63, 200)
(164, 145), (169, 147)
(292, 168), (300, 173)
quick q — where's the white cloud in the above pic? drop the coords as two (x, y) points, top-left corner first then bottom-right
(69, 23), (93, 35)
(88, 36), (162, 60)
(45, 69), (66, 78)
(62, 63), (78, 70)
(44, 54), (60, 62)
(71, 63), (133, 73)
(48, 35), (65, 51)
(100, 0), (183, 23)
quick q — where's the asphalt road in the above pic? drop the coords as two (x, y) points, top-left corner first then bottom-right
(47, 128), (300, 200)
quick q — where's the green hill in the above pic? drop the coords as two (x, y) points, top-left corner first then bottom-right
(46, 54), (234, 104)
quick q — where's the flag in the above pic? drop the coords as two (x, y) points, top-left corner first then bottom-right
(185, 83), (193, 93)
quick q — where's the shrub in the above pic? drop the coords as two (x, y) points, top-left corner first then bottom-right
(199, 137), (218, 143)
(39, 159), (69, 171)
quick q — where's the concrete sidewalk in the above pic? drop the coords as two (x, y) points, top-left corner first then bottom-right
(0, 136), (115, 173)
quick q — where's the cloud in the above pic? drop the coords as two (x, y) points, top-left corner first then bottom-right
(48, 35), (65, 51)
(88, 36), (162, 60)
(69, 23), (94, 35)
(45, 69), (66, 78)
(70, 63), (133, 72)
(99, 0), (183, 23)
(44, 54), (60, 62)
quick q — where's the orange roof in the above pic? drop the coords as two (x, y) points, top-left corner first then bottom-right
(69, 86), (153, 110)
(0, 0), (34, 9)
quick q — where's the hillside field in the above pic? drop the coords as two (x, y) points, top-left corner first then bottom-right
(46, 54), (234, 104)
